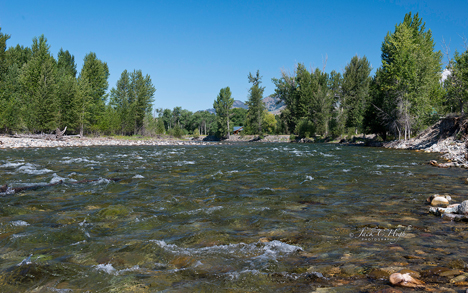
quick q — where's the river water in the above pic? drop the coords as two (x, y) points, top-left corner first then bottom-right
(0, 143), (467, 292)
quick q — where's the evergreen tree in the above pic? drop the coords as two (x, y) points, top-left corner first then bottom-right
(246, 70), (266, 134)
(76, 76), (92, 136)
(342, 55), (372, 134)
(20, 35), (58, 132)
(156, 116), (165, 134)
(213, 86), (234, 138)
(0, 27), (11, 78)
(57, 48), (77, 77)
(56, 49), (78, 131)
(110, 69), (156, 135)
(80, 52), (109, 130)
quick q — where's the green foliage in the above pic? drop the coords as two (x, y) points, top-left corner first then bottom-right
(213, 86), (234, 138)
(193, 128), (200, 138)
(156, 117), (165, 134)
(230, 107), (247, 128)
(80, 52), (109, 129)
(289, 133), (296, 141)
(172, 124), (183, 138)
(57, 48), (77, 77)
(262, 110), (276, 134)
(19, 35), (58, 132)
(445, 49), (468, 114)
(295, 118), (315, 139)
(0, 27), (11, 78)
(110, 69), (156, 135)
(246, 70), (266, 134)
(376, 12), (443, 139)
(342, 55), (372, 132)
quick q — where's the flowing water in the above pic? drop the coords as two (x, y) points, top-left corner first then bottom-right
(0, 143), (467, 292)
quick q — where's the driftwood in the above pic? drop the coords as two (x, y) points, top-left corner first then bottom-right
(9, 126), (81, 141)
(0, 177), (123, 195)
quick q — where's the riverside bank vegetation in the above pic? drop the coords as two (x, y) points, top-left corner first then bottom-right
(0, 13), (467, 141)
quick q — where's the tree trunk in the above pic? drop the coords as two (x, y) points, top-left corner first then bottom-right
(227, 116), (230, 139)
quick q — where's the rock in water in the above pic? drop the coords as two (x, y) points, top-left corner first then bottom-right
(427, 194), (451, 203)
(458, 200), (468, 215)
(431, 196), (450, 207)
(389, 273), (425, 288)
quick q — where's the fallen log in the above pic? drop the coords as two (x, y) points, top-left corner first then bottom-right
(0, 177), (123, 196)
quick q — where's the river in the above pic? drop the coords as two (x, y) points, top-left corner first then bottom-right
(0, 143), (466, 292)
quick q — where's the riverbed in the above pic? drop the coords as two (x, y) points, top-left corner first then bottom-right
(0, 143), (467, 292)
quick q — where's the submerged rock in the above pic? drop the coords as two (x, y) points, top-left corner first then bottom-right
(389, 272), (425, 288)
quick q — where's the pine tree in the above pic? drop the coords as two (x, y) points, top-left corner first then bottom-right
(80, 52), (109, 130)
(20, 35), (58, 132)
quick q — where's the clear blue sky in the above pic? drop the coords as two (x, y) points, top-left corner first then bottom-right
(1, 0), (467, 112)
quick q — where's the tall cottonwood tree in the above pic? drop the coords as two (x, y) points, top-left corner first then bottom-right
(213, 86), (234, 138)
(246, 70), (266, 134)
(377, 12), (443, 139)
(445, 49), (468, 114)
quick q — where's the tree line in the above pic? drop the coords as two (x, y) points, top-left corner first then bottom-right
(0, 32), (156, 136)
(212, 13), (467, 140)
(1, 12), (467, 140)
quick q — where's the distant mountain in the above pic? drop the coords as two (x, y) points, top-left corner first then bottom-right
(262, 95), (285, 114)
(203, 96), (285, 114)
(205, 100), (247, 114)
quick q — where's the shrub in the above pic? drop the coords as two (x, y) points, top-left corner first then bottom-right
(193, 128), (200, 139)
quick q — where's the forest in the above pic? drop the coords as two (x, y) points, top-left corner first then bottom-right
(0, 12), (467, 140)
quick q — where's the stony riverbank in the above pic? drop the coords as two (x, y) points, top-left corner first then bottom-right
(382, 116), (468, 168)
(0, 136), (214, 148)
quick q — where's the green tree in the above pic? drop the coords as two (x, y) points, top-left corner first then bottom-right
(56, 49), (79, 131)
(110, 69), (156, 135)
(213, 86), (234, 138)
(262, 110), (276, 133)
(246, 70), (266, 134)
(342, 55), (372, 134)
(80, 52), (109, 130)
(57, 48), (77, 77)
(445, 49), (468, 114)
(0, 27), (11, 78)
(377, 12), (443, 140)
(156, 116), (165, 134)
(76, 76), (92, 136)
(20, 35), (58, 132)
(230, 107), (247, 128)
